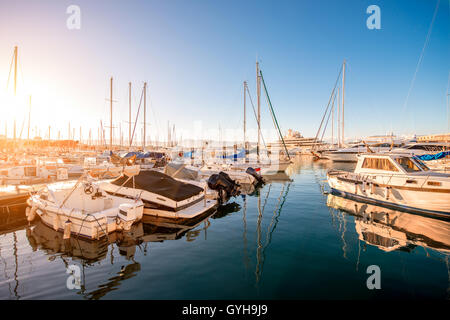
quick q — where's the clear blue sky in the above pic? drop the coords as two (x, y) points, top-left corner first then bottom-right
(0, 0), (449, 142)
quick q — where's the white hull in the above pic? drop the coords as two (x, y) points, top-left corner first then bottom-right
(327, 152), (358, 162)
(27, 184), (144, 240)
(327, 171), (450, 218)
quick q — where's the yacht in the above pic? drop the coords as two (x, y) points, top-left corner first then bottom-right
(327, 142), (404, 162)
(327, 153), (450, 218)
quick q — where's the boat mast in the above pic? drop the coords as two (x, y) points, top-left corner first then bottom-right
(129, 82), (132, 147)
(27, 95), (31, 141)
(341, 60), (346, 146)
(110, 77), (113, 150)
(331, 93), (334, 146)
(256, 61), (261, 162)
(243, 81), (247, 147)
(337, 87), (340, 148)
(143, 82), (147, 150)
(14, 46), (17, 96)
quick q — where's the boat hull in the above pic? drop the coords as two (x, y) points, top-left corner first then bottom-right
(327, 173), (450, 219)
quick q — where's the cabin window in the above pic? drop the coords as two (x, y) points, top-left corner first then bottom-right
(24, 166), (37, 177)
(395, 157), (421, 172)
(361, 158), (399, 172)
(413, 158), (430, 171)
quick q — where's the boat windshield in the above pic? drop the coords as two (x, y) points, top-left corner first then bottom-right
(395, 157), (421, 172)
(413, 158), (430, 171)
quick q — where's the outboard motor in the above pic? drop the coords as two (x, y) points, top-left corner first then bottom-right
(207, 171), (241, 203)
(246, 167), (265, 185)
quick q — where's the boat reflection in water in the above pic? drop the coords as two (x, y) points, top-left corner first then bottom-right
(326, 194), (450, 253)
(24, 210), (216, 299)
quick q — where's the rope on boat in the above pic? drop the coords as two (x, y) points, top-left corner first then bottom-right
(76, 213), (109, 242)
(259, 70), (290, 160)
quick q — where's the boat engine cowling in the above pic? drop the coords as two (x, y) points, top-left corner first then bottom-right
(207, 171), (241, 202)
(245, 167), (265, 184)
(118, 203), (144, 226)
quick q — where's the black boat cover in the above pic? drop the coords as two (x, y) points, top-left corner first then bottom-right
(111, 170), (203, 202)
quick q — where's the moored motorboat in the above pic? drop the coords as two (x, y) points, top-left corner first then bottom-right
(26, 177), (144, 240)
(327, 153), (450, 218)
(99, 168), (219, 223)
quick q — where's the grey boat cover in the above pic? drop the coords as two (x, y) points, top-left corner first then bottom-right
(164, 163), (199, 180)
(111, 170), (203, 202)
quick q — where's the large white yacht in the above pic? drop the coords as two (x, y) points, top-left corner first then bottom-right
(327, 153), (450, 218)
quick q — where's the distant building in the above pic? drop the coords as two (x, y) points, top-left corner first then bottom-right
(417, 133), (450, 142)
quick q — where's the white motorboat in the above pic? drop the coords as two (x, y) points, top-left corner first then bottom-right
(26, 178), (144, 240)
(0, 164), (69, 185)
(327, 142), (403, 162)
(99, 168), (218, 223)
(164, 162), (264, 186)
(327, 153), (450, 218)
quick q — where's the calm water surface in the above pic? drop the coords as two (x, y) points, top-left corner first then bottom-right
(0, 156), (449, 299)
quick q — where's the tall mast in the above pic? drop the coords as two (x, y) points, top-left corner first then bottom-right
(341, 60), (346, 146)
(337, 87), (340, 148)
(331, 92), (334, 146)
(243, 81), (247, 146)
(110, 77), (113, 150)
(256, 61), (261, 161)
(129, 82), (132, 147)
(143, 82), (147, 150)
(14, 46), (17, 96)
(27, 95), (31, 141)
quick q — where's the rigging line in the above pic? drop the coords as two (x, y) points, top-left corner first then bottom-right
(129, 86), (145, 147)
(312, 63), (343, 151)
(259, 70), (291, 160)
(320, 89), (338, 143)
(245, 85), (267, 149)
(401, 0), (441, 116)
(264, 185), (285, 247)
(260, 182), (291, 277)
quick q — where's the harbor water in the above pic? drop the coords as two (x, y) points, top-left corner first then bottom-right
(0, 156), (449, 299)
